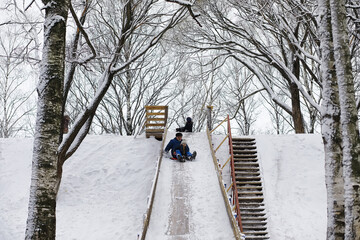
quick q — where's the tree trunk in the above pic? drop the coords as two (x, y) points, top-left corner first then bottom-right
(125, 70), (132, 135)
(289, 30), (306, 134)
(330, 0), (360, 238)
(25, 1), (68, 239)
(289, 82), (305, 133)
(319, 0), (345, 238)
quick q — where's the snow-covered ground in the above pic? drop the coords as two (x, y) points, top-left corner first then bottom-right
(0, 135), (161, 239)
(1, 133), (327, 240)
(256, 134), (326, 240)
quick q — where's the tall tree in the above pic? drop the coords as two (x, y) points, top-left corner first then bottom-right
(25, 0), (68, 238)
(318, 0), (345, 238)
(329, 0), (360, 238)
(319, 0), (360, 238)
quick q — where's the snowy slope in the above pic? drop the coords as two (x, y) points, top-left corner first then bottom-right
(255, 134), (326, 240)
(0, 133), (327, 240)
(0, 135), (162, 239)
(146, 132), (235, 240)
(212, 134), (326, 240)
(0, 138), (33, 239)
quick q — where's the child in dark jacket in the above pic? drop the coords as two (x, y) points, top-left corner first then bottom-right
(176, 117), (193, 132)
(164, 133), (197, 162)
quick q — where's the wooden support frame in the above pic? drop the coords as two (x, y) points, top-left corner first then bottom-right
(145, 106), (168, 140)
(206, 128), (243, 240)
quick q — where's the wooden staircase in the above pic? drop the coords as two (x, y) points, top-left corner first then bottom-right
(232, 137), (269, 240)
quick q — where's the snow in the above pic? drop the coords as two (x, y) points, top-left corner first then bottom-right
(0, 138), (32, 239)
(0, 133), (327, 240)
(146, 131), (235, 239)
(256, 134), (327, 240)
(0, 135), (161, 239)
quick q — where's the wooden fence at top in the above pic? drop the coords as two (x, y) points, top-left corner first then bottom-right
(145, 106), (168, 140)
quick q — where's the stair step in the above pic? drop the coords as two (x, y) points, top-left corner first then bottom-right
(242, 236), (269, 240)
(240, 208), (266, 212)
(236, 176), (261, 181)
(233, 150), (257, 154)
(243, 225), (267, 231)
(235, 171), (260, 175)
(234, 154), (258, 159)
(234, 162), (259, 166)
(241, 221), (267, 226)
(243, 231), (268, 236)
(241, 217), (267, 221)
(233, 145), (257, 150)
(234, 167), (260, 172)
(236, 181), (262, 185)
(233, 142), (256, 146)
(241, 211), (266, 216)
(232, 138), (255, 142)
(239, 203), (265, 209)
(238, 185), (263, 189)
(238, 191), (263, 195)
(234, 158), (258, 162)
(238, 197), (264, 202)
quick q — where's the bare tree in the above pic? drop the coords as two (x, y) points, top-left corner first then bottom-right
(25, 0), (193, 238)
(0, 30), (35, 137)
(0, 1), (42, 138)
(220, 60), (261, 135)
(183, 0), (323, 133)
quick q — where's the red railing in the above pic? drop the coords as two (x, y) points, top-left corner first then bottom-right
(227, 115), (243, 232)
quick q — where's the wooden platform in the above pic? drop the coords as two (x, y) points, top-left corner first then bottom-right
(145, 106), (168, 140)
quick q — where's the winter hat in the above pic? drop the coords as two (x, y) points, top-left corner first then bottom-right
(186, 117), (192, 122)
(181, 140), (187, 145)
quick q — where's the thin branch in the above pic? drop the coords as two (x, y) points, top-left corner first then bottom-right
(165, 0), (202, 27)
(230, 88), (265, 120)
(68, 1), (96, 64)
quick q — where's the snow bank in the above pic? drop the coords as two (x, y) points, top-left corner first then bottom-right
(0, 135), (161, 239)
(0, 138), (33, 239)
(255, 134), (327, 240)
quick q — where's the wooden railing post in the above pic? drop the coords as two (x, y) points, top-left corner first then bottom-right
(207, 105), (213, 131)
(227, 114), (243, 232)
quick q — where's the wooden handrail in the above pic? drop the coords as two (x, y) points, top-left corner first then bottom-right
(227, 115), (243, 232)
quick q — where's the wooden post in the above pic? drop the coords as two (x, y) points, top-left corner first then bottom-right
(207, 105), (213, 131)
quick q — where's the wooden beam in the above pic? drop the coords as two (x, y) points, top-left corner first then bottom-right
(146, 129), (165, 133)
(145, 106), (168, 110)
(146, 112), (166, 116)
(147, 118), (166, 122)
(146, 123), (166, 127)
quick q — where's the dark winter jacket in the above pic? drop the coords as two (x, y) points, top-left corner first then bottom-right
(165, 138), (182, 154)
(184, 121), (193, 132)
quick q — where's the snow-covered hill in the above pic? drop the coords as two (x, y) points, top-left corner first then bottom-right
(0, 135), (162, 239)
(0, 134), (326, 239)
(256, 134), (326, 240)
